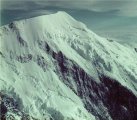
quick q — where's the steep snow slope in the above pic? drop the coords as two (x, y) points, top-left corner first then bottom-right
(0, 12), (96, 120)
(0, 11), (137, 120)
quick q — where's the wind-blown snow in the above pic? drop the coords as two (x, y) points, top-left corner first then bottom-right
(0, 11), (137, 119)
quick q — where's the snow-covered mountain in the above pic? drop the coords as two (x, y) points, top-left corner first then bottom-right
(0, 11), (137, 120)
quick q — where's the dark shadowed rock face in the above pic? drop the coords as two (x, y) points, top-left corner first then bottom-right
(0, 102), (7, 120)
(100, 76), (137, 120)
(40, 41), (137, 120)
(63, 59), (137, 120)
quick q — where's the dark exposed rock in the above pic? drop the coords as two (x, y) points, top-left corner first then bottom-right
(135, 48), (137, 52)
(100, 75), (137, 120)
(0, 51), (4, 58)
(0, 102), (7, 120)
(0, 91), (23, 119)
(17, 54), (32, 63)
(38, 40), (51, 53)
(56, 51), (68, 73)
(9, 22), (16, 30)
(36, 55), (47, 71)
(17, 35), (28, 47)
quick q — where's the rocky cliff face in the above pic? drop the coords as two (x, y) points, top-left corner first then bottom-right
(0, 11), (137, 120)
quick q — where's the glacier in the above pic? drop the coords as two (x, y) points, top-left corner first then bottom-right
(0, 11), (137, 120)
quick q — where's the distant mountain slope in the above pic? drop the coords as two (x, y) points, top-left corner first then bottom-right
(0, 11), (137, 120)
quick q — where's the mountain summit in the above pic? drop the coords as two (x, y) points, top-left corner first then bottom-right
(0, 11), (137, 120)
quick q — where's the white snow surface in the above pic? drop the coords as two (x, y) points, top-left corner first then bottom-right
(0, 11), (137, 119)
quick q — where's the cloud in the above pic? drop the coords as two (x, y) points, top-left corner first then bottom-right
(1, 0), (137, 17)
(1, 0), (136, 25)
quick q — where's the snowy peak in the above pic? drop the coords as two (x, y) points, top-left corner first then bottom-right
(0, 11), (137, 120)
(1, 11), (137, 92)
(7, 11), (86, 34)
(1, 11), (137, 93)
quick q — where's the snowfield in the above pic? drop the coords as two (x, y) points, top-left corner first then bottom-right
(0, 11), (137, 120)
